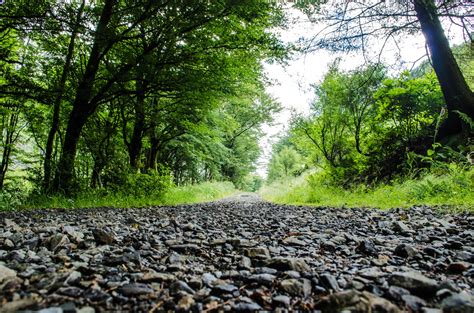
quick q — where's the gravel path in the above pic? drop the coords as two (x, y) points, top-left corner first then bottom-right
(0, 195), (473, 312)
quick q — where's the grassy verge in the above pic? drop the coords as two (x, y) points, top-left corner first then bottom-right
(260, 168), (474, 212)
(11, 181), (237, 210)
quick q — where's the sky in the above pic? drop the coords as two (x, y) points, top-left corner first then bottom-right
(255, 7), (469, 177)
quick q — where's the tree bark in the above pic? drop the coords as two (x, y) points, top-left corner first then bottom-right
(43, 0), (85, 192)
(414, 0), (474, 136)
(0, 112), (19, 189)
(52, 0), (115, 193)
(128, 71), (147, 169)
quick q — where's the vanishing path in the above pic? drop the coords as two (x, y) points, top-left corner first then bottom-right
(0, 195), (473, 312)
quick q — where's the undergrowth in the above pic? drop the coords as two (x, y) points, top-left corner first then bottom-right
(4, 181), (237, 211)
(260, 166), (474, 212)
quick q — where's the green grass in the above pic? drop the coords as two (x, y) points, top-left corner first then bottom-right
(260, 167), (474, 212)
(11, 181), (238, 210)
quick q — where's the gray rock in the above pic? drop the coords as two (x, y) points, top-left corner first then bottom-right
(238, 256), (252, 269)
(401, 294), (427, 311)
(169, 244), (200, 253)
(441, 293), (474, 313)
(273, 295), (291, 307)
(264, 257), (310, 272)
(202, 273), (218, 287)
(357, 239), (378, 255)
(92, 228), (115, 245)
(282, 237), (306, 246)
(76, 307), (95, 313)
(233, 302), (262, 311)
(315, 290), (401, 313)
(446, 262), (470, 274)
(170, 280), (195, 295)
(64, 270), (82, 286)
(0, 263), (16, 283)
(244, 247), (270, 258)
(212, 283), (239, 296)
(248, 273), (276, 285)
(280, 278), (312, 298)
(119, 283), (154, 296)
(394, 244), (417, 258)
(393, 221), (411, 233)
(389, 271), (439, 298)
(320, 273), (340, 292)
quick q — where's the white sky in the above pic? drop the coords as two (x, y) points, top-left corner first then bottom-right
(256, 8), (468, 177)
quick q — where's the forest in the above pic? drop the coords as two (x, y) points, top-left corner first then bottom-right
(0, 1), (474, 312)
(0, 0), (473, 210)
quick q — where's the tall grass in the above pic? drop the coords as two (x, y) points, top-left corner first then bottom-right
(260, 166), (474, 211)
(9, 181), (237, 211)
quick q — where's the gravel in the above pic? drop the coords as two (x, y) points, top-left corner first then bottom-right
(0, 193), (472, 312)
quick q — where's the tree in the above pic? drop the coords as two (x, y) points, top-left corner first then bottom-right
(301, 0), (474, 136)
(267, 146), (304, 183)
(1, 0), (285, 194)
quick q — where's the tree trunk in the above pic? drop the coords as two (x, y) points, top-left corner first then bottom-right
(0, 112), (19, 189)
(43, 0), (85, 192)
(414, 0), (474, 136)
(52, 0), (115, 193)
(128, 74), (147, 169)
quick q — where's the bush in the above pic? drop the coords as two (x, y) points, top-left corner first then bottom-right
(106, 166), (173, 197)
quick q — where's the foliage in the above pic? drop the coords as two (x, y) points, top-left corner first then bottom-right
(0, 0), (283, 201)
(287, 65), (445, 185)
(267, 146), (305, 183)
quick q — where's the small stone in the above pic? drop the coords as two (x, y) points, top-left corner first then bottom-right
(387, 286), (410, 302)
(0, 263), (16, 283)
(424, 246), (443, 257)
(393, 221), (411, 233)
(77, 307), (95, 313)
(3, 239), (14, 249)
(119, 283), (154, 296)
(92, 228), (115, 245)
(168, 251), (183, 264)
(202, 273), (218, 287)
(60, 302), (76, 313)
(401, 294), (427, 311)
(248, 273), (276, 285)
(357, 239), (378, 255)
(64, 270), (82, 286)
(315, 290), (401, 313)
(238, 256), (252, 269)
(441, 293), (474, 313)
(447, 262), (470, 274)
(57, 286), (83, 297)
(421, 309), (442, 313)
(212, 283), (239, 296)
(140, 270), (176, 282)
(389, 272), (439, 298)
(244, 247), (270, 258)
(170, 281), (195, 295)
(46, 234), (70, 251)
(273, 295), (291, 307)
(282, 237), (306, 246)
(320, 273), (340, 292)
(280, 278), (312, 298)
(394, 244), (417, 258)
(233, 302), (262, 311)
(358, 267), (386, 280)
(177, 294), (195, 311)
(37, 307), (64, 313)
(264, 257), (310, 272)
(320, 240), (336, 252)
(170, 244), (200, 253)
